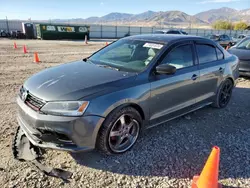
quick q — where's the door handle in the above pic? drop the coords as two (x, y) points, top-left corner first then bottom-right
(191, 74), (198, 80)
(219, 67), (224, 73)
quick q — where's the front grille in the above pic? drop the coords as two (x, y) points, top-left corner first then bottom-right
(26, 93), (45, 110)
(19, 86), (46, 111)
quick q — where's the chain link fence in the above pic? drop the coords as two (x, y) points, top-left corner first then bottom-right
(1, 19), (250, 39)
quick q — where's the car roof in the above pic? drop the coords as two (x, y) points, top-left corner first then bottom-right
(125, 34), (205, 44)
(155, 29), (182, 32)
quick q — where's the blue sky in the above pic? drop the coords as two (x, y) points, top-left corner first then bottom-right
(0, 0), (249, 20)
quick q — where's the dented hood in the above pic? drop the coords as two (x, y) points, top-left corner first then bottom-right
(24, 61), (136, 101)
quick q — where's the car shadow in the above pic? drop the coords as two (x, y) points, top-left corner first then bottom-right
(70, 86), (250, 186)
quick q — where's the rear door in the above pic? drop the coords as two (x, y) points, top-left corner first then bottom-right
(149, 41), (200, 126)
(194, 40), (226, 104)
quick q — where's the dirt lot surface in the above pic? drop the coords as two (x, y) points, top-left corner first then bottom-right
(0, 39), (249, 188)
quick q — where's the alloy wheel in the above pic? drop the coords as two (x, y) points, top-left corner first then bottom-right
(108, 114), (140, 153)
(219, 80), (233, 107)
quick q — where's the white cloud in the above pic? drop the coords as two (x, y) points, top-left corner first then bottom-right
(100, 2), (104, 6)
(198, 0), (240, 4)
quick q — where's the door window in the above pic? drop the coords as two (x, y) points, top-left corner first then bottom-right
(196, 44), (217, 64)
(161, 44), (194, 69)
(216, 48), (224, 60)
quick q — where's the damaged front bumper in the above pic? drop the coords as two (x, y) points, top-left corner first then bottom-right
(16, 96), (105, 152)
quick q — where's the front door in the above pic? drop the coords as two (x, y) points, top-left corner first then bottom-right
(149, 41), (200, 127)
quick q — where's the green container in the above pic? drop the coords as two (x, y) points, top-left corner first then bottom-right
(36, 24), (90, 40)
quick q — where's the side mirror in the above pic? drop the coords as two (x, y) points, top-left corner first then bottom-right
(156, 64), (176, 75)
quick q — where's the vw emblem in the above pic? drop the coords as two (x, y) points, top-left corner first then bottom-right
(21, 90), (28, 101)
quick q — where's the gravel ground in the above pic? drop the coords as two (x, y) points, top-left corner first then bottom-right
(0, 39), (249, 188)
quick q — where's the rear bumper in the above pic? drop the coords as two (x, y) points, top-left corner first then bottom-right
(16, 96), (105, 152)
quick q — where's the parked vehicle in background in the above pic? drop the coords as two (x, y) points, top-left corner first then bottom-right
(237, 34), (248, 39)
(16, 34), (239, 155)
(16, 31), (26, 39)
(233, 34), (250, 43)
(10, 30), (25, 39)
(124, 32), (130, 37)
(0, 30), (10, 37)
(154, 29), (188, 35)
(208, 34), (236, 48)
(228, 36), (250, 77)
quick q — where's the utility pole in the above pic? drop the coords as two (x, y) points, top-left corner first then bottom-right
(6, 16), (10, 33)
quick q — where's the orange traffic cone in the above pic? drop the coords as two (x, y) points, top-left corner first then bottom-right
(106, 42), (108, 46)
(33, 52), (40, 63)
(23, 45), (27, 53)
(14, 42), (17, 49)
(191, 146), (222, 188)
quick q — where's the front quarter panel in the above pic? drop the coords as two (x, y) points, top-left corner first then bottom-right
(83, 77), (151, 122)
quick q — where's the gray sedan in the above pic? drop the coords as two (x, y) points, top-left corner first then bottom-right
(228, 36), (250, 77)
(16, 35), (239, 155)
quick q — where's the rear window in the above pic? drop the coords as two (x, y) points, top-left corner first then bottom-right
(236, 38), (250, 50)
(196, 44), (217, 64)
(167, 30), (180, 34)
(154, 31), (164, 34)
(209, 35), (219, 40)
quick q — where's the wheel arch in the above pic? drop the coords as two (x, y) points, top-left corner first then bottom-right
(92, 102), (145, 147)
(225, 76), (234, 86)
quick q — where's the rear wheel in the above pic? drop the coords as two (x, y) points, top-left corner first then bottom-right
(96, 106), (141, 155)
(212, 79), (234, 108)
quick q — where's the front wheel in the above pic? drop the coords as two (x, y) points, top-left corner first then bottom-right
(96, 106), (142, 155)
(212, 79), (234, 108)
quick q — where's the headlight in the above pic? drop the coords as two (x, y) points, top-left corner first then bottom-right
(40, 101), (89, 116)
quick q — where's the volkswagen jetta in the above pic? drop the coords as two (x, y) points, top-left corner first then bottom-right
(16, 35), (239, 155)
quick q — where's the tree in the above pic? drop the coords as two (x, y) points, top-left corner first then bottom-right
(234, 22), (248, 30)
(212, 20), (233, 30)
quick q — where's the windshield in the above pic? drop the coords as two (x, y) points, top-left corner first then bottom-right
(89, 39), (164, 72)
(208, 35), (219, 40)
(154, 31), (165, 34)
(236, 38), (250, 50)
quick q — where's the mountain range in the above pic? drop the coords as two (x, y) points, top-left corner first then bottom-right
(51, 7), (250, 27)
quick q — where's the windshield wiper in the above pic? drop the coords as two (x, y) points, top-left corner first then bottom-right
(97, 64), (120, 71)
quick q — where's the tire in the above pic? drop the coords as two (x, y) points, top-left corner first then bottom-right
(96, 106), (142, 155)
(212, 79), (234, 108)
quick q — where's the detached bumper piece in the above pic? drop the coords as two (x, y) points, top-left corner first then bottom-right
(12, 126), (73, 181)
